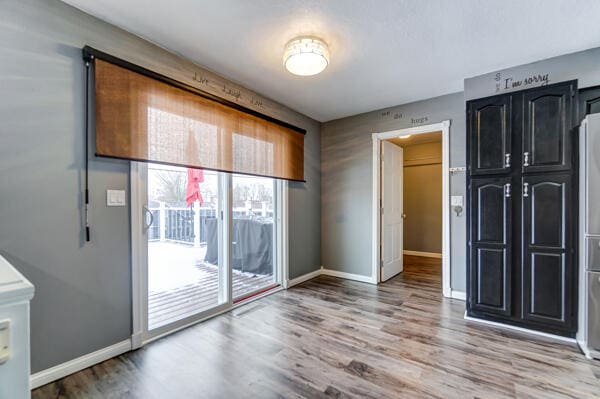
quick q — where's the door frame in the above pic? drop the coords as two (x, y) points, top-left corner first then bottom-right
(371, 120), (451, 297)
(130, 162), (288, 348)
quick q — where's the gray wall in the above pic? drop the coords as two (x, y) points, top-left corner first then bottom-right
(465, 46), (600, 100)
(321, 92), (467, 290)
(0, 0), (320, 373)
(402, 142), (442, 254)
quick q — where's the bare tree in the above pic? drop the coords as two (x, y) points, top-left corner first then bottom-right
(153, 171), (186, 203)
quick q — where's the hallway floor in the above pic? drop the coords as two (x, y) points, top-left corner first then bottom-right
(33, 256), (600, 398)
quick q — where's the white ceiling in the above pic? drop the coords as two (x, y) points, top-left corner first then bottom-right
(63, 0), (600, 122)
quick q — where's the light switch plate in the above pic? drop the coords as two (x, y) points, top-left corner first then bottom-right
(106, 190), (126, 207)
(451, 195), (464, 207)
(0, 319), (9, 365)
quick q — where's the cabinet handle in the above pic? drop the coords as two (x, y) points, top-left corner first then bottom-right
(505, 183), (511, 198)
(523, 152), (530, 167)
(523, 182), (529, 198)
(505, 153), (511, 168)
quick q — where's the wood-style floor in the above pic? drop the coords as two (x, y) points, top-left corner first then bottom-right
(33, 256), (600, 398)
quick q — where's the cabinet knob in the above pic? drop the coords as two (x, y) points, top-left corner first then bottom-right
(505, 183), (511, 198)
(523, 182), (529, 198)
(523, 152), (530, 167)
(505, 153), (511, 168)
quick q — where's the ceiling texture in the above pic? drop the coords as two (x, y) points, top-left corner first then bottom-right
(63, 0), (600, 122)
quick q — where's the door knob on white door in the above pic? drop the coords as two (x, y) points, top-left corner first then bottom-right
(402, 213), (407, 219)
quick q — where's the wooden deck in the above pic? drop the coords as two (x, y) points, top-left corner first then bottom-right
(149, 264), (274, 329)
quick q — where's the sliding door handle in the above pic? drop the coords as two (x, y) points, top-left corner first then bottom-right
(143, 205), (154, 230)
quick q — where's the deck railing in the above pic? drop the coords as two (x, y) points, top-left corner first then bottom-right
(148, 202), (273, 246)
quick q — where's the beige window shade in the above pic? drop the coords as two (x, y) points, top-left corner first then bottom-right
(94, 58), (305, 181)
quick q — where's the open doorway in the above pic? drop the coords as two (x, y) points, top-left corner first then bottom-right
(372, 121), (450, 297)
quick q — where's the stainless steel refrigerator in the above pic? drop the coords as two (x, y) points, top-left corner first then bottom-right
(577, 113), (600, 359)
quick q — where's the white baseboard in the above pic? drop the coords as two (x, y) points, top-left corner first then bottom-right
(450, 290), (466, 301)
(320, 267), (377, 284)
(464, 313), (576, 344)
(131, 332), (144, 350)
(286, 269), (321, 288)
(403, 250), (442, 258)
(30, 339), (132, 389)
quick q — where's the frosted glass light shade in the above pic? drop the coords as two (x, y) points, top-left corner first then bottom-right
(283, 37), (329, 76)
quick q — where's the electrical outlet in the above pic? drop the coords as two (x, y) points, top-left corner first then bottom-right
(450, 195), (463, 207)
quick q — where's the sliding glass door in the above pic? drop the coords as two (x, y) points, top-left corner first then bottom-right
(133, 162), (283, 339)
(146, 164), (227, 330)
(231, 174), (278, 301)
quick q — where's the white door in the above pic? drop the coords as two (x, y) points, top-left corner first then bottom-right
(381, 140), (404, 281)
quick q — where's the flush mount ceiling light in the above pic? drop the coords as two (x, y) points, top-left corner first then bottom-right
(283, 36), (329, 76)
(399, 134), (412, 139)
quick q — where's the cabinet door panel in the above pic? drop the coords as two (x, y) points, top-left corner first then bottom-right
(476, 248), (507, 308)
(468, 95), (512, 176)
(530, 253), (564, 318)
(522, 81), (576, 173)
(469, 177), (512, 316)
(522, 174), (574, 330)
(579, 85), (600, 122)
(530, 182), (565, 247)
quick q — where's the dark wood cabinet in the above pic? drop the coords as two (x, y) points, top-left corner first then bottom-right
(521, 174), (575, 330)
(469, 177), (512, 316)
(579, 85), (600, 122)
(468, 95), (512, 176)
(466, 80), (578, 337)
(522, 82), (575, 173)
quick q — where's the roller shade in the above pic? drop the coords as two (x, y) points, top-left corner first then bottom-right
(91, 55), (305, 182)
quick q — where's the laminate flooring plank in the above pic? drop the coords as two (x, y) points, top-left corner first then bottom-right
(33, 256), (600, 399)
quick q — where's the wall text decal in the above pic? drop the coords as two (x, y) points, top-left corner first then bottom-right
(379, 110), (403, 120)
(191, 71), (268, 110)
(250, 96), (265, 108)
(411, 116), (428, 124)
(192, 72), (209, 85)
(495, 72), (549, 93)
(222, 84), (241, 100)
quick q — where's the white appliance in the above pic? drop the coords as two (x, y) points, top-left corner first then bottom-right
(0, 255), (35, 398)
(577, 114), (600, 359)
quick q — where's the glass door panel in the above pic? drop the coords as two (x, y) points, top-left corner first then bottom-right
(147, 163), (225, 330)
(231, 174), (278, 300)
